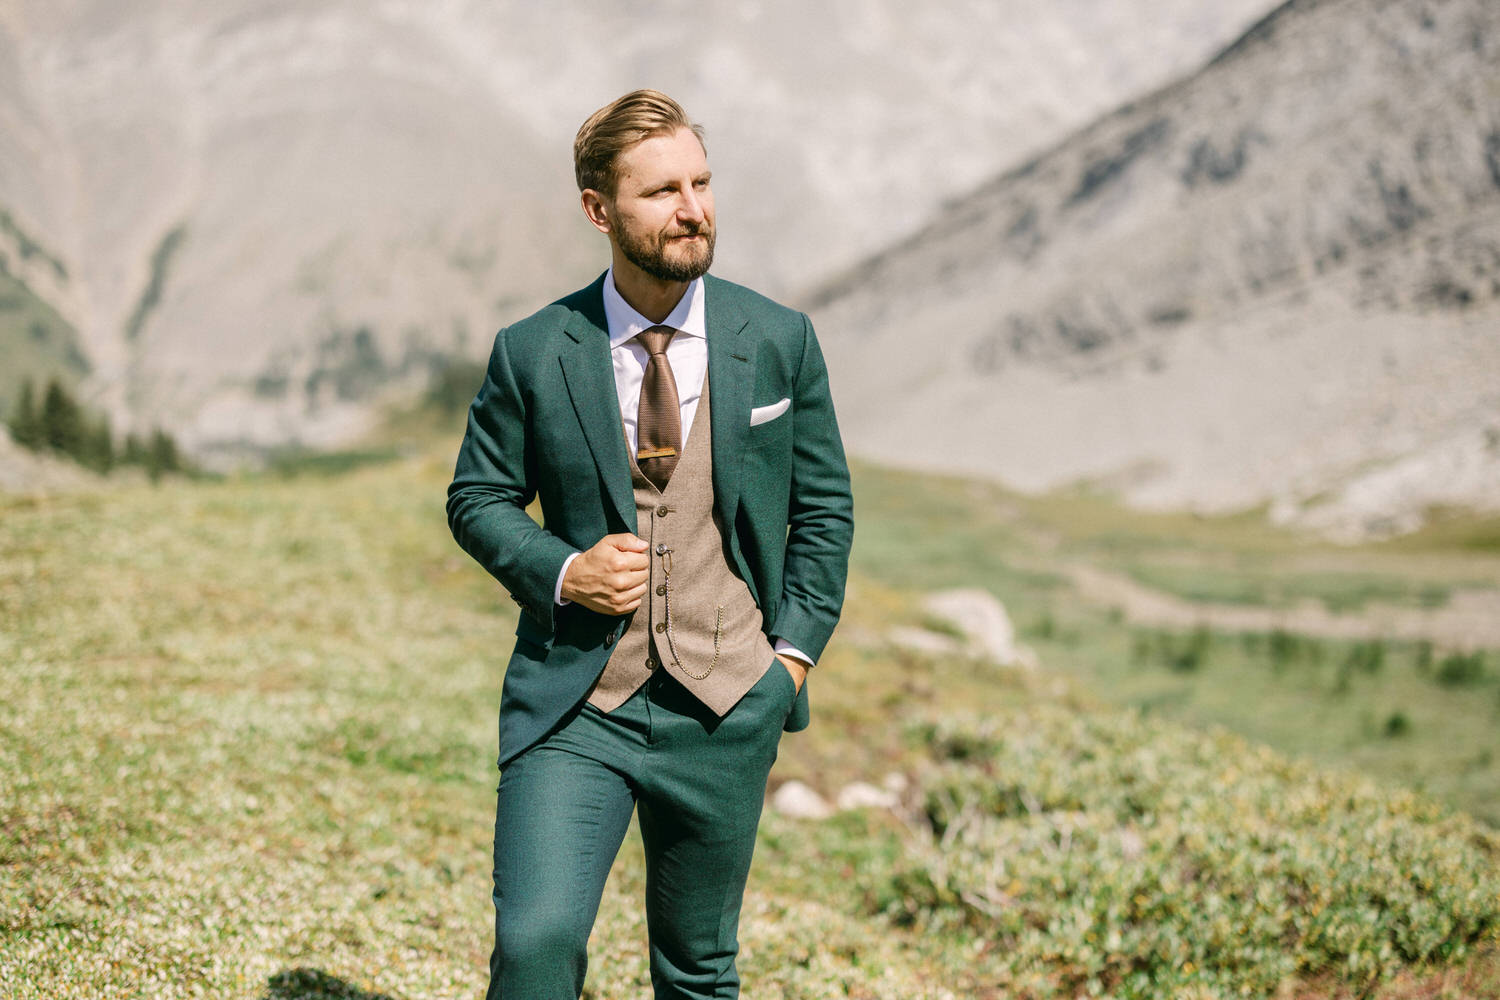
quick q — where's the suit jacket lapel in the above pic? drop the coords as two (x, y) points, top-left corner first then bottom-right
(707, 288), (753, 533)
(559, 283), (636, 533)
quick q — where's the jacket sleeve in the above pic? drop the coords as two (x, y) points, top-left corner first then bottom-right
(771, 312), (854, 662)
(446, 326), (577, 633)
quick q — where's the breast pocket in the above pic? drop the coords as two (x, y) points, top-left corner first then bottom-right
(747, 398), (793, 461)
(745, 400), (794, 521)
(749, 397), (790, 427)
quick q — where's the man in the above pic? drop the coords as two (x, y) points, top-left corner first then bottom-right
(446, 89), (853, 999)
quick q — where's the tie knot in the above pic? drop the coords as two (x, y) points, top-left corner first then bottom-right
(636, 325), (677, 356)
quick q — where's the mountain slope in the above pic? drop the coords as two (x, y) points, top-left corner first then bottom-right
(0, 207), (87, 415)
(807, 0), (1500, 541)
(0, 0), (1278, 462)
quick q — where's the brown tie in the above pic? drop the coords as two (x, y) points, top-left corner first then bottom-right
(635, 325), (681, 491)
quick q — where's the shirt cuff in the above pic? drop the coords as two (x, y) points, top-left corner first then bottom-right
(555, 551), (581, 606)
(773, 638), (814, 669)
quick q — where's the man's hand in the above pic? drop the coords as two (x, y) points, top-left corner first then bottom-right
(561, 534), (649, 615)
(775, 653), (808, 694)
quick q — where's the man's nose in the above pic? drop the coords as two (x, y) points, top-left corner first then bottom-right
(676, 189), (706, 224)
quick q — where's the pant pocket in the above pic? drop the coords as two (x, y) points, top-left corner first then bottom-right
(769, 657), (799, 718)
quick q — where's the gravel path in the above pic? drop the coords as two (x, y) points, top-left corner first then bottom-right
(1064, 563), (1500, 650)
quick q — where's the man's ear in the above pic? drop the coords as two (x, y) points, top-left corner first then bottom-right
(580, 189), (612, 236)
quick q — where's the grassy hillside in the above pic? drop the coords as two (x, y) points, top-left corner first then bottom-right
(849, 462), (1500, 826)
(2, 443), (1497, 998)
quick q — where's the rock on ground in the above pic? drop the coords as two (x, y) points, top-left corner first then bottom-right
(922, 589), (1037, 669)
(771, 780), (834, 820)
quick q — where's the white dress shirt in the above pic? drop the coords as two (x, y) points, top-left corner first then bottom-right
(554, 268), (813, 668)
(605, 268), (710, 456)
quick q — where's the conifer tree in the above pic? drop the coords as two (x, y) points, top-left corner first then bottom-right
(84, 413), (115, 473)
(7, 378), (41, 448)
(122, 433), (145, 466)
(41, 378), (85, 456)
(8, 376), (185, 478)
(146, 428), (180, 482)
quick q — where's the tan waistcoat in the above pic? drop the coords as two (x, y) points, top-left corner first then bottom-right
(587, 376), (776, 715)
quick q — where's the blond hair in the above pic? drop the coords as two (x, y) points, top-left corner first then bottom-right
(573, 89), (705, 195)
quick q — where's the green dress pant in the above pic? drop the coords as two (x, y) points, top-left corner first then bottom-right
(485, 659), (798, 1000)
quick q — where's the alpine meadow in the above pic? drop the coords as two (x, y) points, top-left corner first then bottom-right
(2, 403), (1498, 996)
(5, 0), (1500, 996)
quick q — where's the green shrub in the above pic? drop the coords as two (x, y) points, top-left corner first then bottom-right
(1435, 652), (1487, 688)
(1268, 628), (1303, 673)
(1344, 639), (1386, 676)
(887, 709), (1500, 998)
(1414, 640), (1434, 674)
(1140, 626), (1213, 674)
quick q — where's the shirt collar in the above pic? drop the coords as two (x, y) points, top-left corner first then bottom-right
(602, 268), (707, 350)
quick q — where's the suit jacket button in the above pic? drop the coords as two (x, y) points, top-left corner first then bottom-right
(604, 632), (616, 647)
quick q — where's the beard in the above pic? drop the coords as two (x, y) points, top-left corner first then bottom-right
(615, 218), (715, 283)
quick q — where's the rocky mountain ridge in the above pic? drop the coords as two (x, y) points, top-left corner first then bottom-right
(0, 0), (1278, 461)
(806, 0), (1500, 541)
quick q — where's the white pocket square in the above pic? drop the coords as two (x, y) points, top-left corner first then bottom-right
(749, 398), (791, 426)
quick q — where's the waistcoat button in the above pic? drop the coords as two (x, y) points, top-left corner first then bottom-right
(656, 543), (667, 555)
(657, 505), (670, 517)
(654, 622), (667, 634)
(656, 584), (666, 596)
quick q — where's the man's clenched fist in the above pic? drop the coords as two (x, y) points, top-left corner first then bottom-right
(560, 533), (650, 615)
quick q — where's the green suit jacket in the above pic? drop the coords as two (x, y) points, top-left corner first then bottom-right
(447, 272), (854, 767)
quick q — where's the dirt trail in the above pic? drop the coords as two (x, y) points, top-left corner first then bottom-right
(1063, 563), (1500, 650)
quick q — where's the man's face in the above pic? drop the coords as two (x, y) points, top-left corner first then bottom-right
(598, 127), (715, 283)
